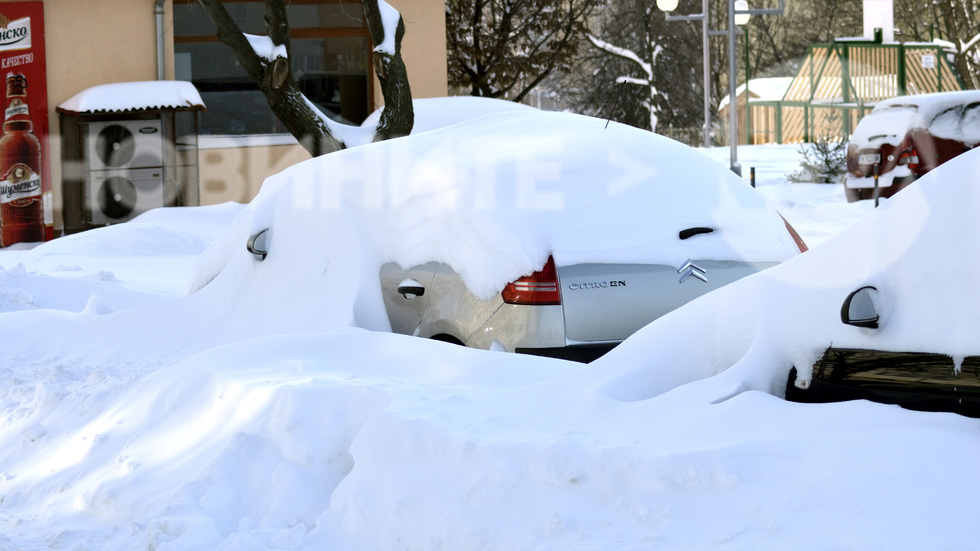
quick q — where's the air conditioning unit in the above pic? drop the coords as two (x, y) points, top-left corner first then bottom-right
(85, 119), (165, 225)
(87, 119), (164, 170)
(87, 167), (165, 225)
(57, 81), (204, 235)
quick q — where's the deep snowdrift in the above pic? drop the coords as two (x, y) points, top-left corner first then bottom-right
(0, 110), (978, 549)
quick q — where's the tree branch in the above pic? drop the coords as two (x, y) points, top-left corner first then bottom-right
(197, 0), (343, 156)
(588, 34), (652, 78)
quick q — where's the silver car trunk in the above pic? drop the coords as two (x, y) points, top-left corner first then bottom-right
(558, 261), (775, 343)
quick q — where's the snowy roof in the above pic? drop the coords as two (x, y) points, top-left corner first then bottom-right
(718, 78), (793, 111)
(56, 81), (205, 115)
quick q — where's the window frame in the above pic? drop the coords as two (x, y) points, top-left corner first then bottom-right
(173, 0), (376, 136)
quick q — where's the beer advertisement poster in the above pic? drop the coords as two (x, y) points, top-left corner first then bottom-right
(0, 2), (49, 246)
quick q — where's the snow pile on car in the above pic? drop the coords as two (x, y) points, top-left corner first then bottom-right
(191, 109), (801, 303)
(852, 90), (980, 147)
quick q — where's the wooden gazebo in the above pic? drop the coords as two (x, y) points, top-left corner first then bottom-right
(741, 37), (964, 145)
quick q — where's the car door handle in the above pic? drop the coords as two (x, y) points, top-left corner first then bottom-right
(397, 279), (425, 300)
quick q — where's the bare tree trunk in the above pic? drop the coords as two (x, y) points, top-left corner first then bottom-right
(363, 0), (414, 140)
(197, 0), (413, 156)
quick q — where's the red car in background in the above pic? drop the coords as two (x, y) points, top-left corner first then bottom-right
(845, 90), (980, 202)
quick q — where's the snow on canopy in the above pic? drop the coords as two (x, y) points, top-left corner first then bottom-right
(191, 108), (801, 301)
(56, 80), (205, 115)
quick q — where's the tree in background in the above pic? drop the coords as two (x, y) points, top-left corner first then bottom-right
(743, 0), (862, 78)
(586, 11), (666, 132)
(197, 0), (413, 157)
(556, 0), (868, 139)
(557, 0), (703, 134)
(893, 0), (980, 90)
(446, 0), (602, 102)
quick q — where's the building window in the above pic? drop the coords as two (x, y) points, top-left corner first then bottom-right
(174, 0), (373, 136)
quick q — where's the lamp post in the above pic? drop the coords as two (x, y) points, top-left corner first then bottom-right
(727, 0), (749, 175)
(659, 0), (785, 176)
(657, 0), (711, 149)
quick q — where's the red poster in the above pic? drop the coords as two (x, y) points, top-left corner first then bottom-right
(0, 2), (49, 246)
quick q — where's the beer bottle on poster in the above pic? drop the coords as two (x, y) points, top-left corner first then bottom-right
(0, 71), (44, 246)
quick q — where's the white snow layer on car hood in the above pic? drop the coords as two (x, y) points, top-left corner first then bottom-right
(849, 108), (918, 147)
(191, 110), (800, 302)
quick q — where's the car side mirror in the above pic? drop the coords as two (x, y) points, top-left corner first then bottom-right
(397, 278), (426, 300)
(841, 286), (879, 329)
(247, 228), (270, 260)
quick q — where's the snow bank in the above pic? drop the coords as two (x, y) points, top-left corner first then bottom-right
(2, 105), (979, 549)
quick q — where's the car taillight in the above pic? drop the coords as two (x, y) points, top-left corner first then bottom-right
(502, 256), (561, 305)
(898, 148), (919, 171)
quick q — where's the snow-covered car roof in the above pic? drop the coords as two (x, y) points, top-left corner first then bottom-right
(851, 90), (980, 147)
(193, 109), (801, 298)
(870, 90), (980, 118)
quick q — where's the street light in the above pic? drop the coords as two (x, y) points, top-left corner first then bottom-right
(734, 0), (750, 26)
(727, 0), (749, 175)
(659, 0), (785, 175)
(657, 0), (712, 149)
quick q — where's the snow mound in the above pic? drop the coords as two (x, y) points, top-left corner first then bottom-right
(192, 109), (800, 304)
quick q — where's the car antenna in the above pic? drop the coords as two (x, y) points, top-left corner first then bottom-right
(605, 82), (626, 129)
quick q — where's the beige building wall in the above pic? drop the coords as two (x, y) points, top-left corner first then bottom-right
(3, 0), (445, 230)
(388, 0), (448, 102)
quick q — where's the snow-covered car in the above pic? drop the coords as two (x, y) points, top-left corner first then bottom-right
(786, 148), (980, 417)
(787, 285), (980, 418)
(845, 90), (980, 202)
(239, 108), (807, 362)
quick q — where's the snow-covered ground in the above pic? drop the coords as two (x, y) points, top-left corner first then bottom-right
(1, 102), (977, 550)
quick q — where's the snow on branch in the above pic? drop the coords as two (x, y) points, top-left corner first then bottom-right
(373, 0), (400, 55)
(616, 76), (650, 87)
(961, 33), (980, 54)
(245, 34), (287, 62)
(587, 33), (666, 132)
(588, 34), (651, 79)
(363, 0), (413, 140)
